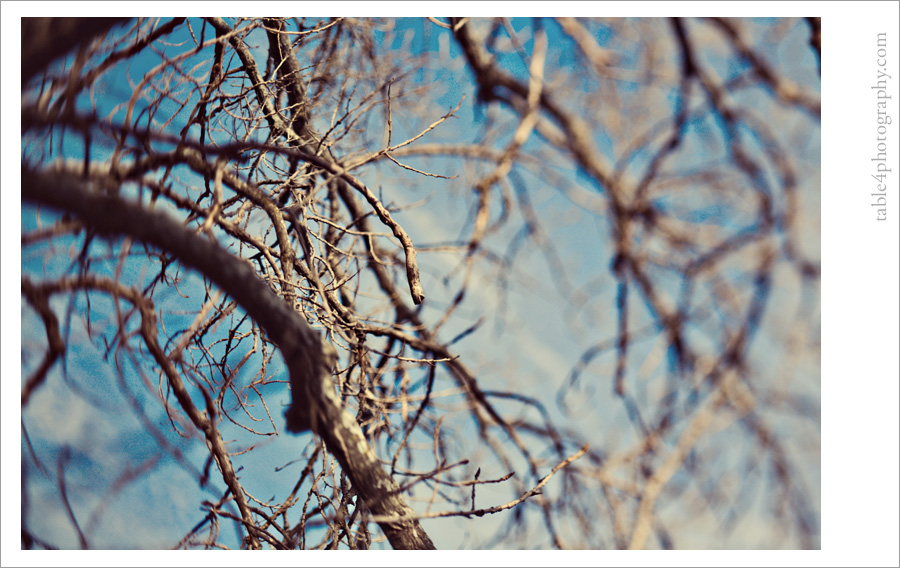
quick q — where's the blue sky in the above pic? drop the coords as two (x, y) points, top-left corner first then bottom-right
(18, 13), (820, 551)
(3, 3), (899, 566)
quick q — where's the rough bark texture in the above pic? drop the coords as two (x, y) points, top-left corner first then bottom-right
(21, 166), (436, 550)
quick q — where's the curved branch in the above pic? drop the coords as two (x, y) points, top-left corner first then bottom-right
(207, 17), (425, 304)
(21, 166), (436, 550)
(22, 275), (263, 549)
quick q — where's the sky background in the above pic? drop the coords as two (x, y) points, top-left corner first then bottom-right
(3, 2), (899, 567)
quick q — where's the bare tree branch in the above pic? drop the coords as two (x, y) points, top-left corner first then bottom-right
(21, 166), (436, 550)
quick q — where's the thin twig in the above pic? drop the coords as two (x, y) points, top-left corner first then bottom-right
(369, 443), (588, 523)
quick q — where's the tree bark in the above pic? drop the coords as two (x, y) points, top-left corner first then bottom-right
(21, 166), (437, 550)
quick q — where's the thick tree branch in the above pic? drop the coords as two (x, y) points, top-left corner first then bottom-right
(22, 17), (130, 84)
(21, 166), (436, 550)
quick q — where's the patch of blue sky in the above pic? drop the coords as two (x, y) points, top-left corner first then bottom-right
(21, 313), (273, 548)
(683, 203), (732, 225)
(25, 438), (222, 549)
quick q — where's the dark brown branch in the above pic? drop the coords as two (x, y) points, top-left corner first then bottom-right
(20, 279), (67, 406)
(22, 17), (131, 83)
(21, 166), (436, 550)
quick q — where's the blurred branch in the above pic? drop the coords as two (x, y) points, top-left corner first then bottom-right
(22, 17), (130, 83)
